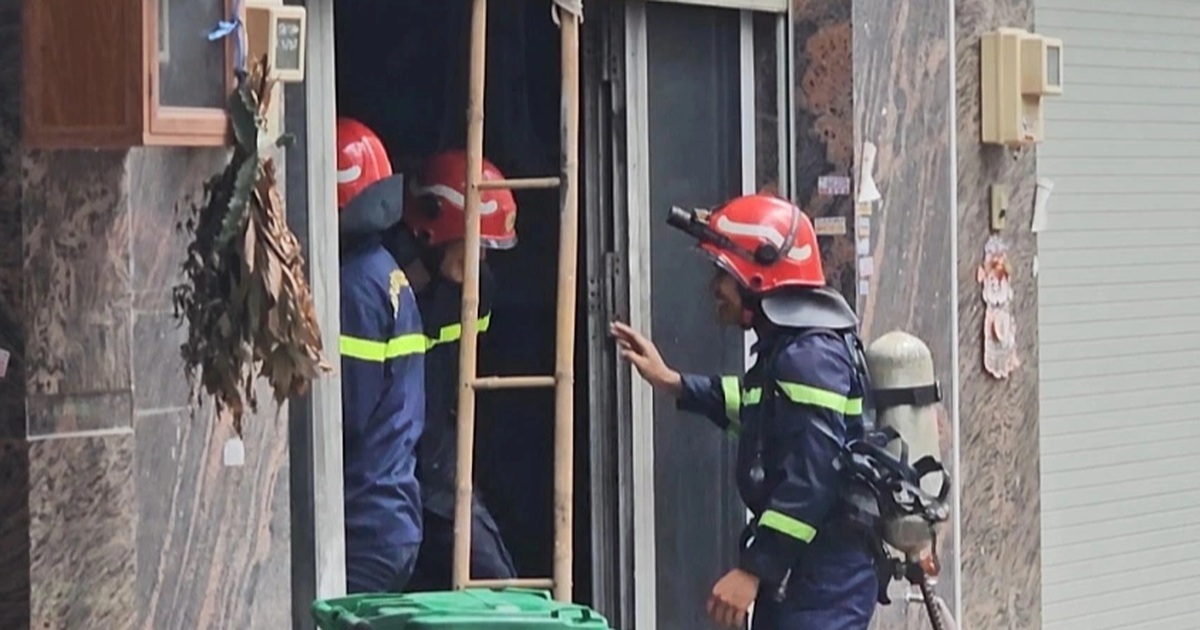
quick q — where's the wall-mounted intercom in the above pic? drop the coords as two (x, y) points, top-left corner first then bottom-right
(981, 27), (1063, 147)
(245, 0), (308, 83)
(244, 0), (307, 141)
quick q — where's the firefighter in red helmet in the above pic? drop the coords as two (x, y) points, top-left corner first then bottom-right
(381, 150), (519, 590)
(404, 150), (518, 251)
(612, 195), (877, 629)
(335, 117), (426, 594)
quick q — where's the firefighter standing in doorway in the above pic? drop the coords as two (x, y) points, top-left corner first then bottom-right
(611, 194), (878, 630)
(382, 150), (520, 590)
(335, 117), (427, 594)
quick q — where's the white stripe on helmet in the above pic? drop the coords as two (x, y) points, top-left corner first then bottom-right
(716, 214), (813, 262)
(787, 244), (813, 262)
(715, 215), (785, 247)
(410, 181), (500, 215)
(337, 164), (362, 184)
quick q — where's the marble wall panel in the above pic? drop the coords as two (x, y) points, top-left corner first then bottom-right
(792, 0), (857, 303)
(753, 12), (781, 192)
(848, 0), (957, 626)
(127, 146), (294, 628)
(955, 0), (1041, 628)
(26, 392), (134, 436)
(22, 150), (133, 411)
(7, 0), (294, 623)
(27, 433), (136, 630)
(127, 148), (228, 313)
(133, 404), (291, 629)
(132, 309), (194, 413)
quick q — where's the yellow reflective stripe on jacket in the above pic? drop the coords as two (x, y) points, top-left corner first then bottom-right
(759, 509), (818, 543)
(776, 381), (863, 415)
(721, 376), (741, 426)
(743, 387), (762, 406)
(427, 313), (493, 349)
(340, 333), (428, 362)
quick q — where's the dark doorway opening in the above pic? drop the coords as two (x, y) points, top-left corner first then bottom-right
(333, 0), (594, 603)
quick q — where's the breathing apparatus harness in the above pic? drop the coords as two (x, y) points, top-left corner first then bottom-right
(842, 336), (953, 629)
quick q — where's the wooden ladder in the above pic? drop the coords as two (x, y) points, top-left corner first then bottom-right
(451, 0), (582, 604)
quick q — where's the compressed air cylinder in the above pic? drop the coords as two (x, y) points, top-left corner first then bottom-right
(864, 331), (946, 557)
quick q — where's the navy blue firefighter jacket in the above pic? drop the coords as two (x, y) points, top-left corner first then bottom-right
(677, 325), (875, 593)
(380, 226), (497, 517)
(339, 175), (426, 575)
(414, 266), (496, 517)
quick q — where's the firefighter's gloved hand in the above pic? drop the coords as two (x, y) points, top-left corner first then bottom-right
(707, 568), (760, 629)
(610, 321), (682, 397)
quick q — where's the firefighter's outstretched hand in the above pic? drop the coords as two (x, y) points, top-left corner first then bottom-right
(708, 569), (760, 628)
(610, 321), (682, 396)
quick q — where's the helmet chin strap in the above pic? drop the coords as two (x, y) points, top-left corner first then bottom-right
(737, 287), (760, 330)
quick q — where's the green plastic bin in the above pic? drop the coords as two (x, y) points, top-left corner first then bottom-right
(311, 588), (612, 630)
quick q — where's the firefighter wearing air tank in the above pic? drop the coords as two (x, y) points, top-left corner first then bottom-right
(382, 150), (519, 590)
(335, 118), (427, 594)
(612, 195), (877, 629)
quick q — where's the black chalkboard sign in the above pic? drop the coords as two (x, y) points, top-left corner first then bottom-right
(276, 17), (303, 73)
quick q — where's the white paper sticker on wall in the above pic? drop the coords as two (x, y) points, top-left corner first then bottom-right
(856, 238), (870, 256)
(857, 141), (882, 203)
(814, 216), (848, 236)
(223, 437), (246, 467)
(858, 280), (870, 296)
(817, 175), (852, 197)
(0, 348), (8, 379)
(1032, 177), (1054, 233)
(858, 256), (875, 278)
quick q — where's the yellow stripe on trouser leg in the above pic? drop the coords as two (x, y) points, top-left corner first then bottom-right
(758, 510), (818, 543)
(776, 381), (863, 415)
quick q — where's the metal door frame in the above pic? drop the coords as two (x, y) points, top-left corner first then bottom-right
(292, 0), (346, 623)
(649, 0), (788, 13)
(621, 6), (658, 627)
(621, 3), (786, 627)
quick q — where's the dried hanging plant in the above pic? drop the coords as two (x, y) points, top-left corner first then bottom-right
(173, 57), (333, 435)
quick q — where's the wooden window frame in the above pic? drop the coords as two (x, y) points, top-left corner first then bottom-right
(143, 0), (237, 146)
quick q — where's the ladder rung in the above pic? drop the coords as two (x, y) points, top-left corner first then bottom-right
(471, 375), (557, 390)
(466, 578), (556, 589)
(477, 177), (561, 191)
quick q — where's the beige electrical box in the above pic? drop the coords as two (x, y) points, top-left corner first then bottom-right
(245, 1), (307, 83)
(981, 28), (1064, 146)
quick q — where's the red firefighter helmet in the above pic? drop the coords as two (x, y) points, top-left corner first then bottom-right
(404, 150), (518, 250)
(336, 118), (393, 210)
(672, 194), (825, 293)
